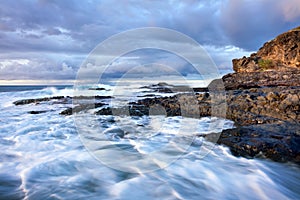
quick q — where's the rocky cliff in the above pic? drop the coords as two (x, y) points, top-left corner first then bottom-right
(219, 26), (300, 163)
(233, 26), (300, 72)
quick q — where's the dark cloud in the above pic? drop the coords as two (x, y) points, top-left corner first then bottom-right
(0, 0), (299, 81)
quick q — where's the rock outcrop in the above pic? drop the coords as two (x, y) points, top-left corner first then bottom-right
(218, 26), (300, 163)
(233, 26), (300, 72)
(217, 122), (300, 163)
(222, 70), (300, 90)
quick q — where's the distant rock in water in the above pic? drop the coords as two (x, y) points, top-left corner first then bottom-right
(28, 110), (48, 114)
(88, 87), (109, 91)
(233, 26), (300, 72)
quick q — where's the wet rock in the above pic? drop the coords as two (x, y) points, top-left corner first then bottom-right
(60, 102), (106, 115)
(75, 95), (113, 100)
(13, 96), (67, 105)
(104, 127), (126, 140)
(95, 107), (113, 115)
(28, 110), (48, 114)
(88, 87), (108, 91)
(193, 87), (209, 93)
(217, 122), (300, 163)
(95, 85), (299, 127)
(13, 95), (112, 106)
(137, 94), (160, 98)
(140, 82), (192, 93)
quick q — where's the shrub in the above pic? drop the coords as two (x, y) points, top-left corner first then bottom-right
(258, 59), (273, 70)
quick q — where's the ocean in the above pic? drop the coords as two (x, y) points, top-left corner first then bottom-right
(0, 82), (299, 199)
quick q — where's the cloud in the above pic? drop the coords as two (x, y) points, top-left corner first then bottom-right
(280, 0), (300, 22)
(0, 53), (79, 80)
(43, 27), (62, 36)
(220, 0), (300, 50)
(0, 0), (299, 82)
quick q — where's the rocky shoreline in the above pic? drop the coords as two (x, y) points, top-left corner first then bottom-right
(13, 80), (300, 164)
(12, 27), (300, 164)
(218, 26), (300, 163)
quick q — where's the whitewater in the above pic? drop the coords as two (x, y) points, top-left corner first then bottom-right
(0, 82), (299, 200)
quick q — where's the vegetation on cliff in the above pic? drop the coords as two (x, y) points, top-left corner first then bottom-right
(233, 26), (300, 72)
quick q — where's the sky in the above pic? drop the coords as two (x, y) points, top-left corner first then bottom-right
(0, 0), (299, 84)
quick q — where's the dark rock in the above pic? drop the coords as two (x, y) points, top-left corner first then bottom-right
(13, 95), (112, 106)
(88, 87), (108, 91)
(137, 94), (160, 98)
(193, 87), (209, 93)
(140, 82), (192, 93)
(95, 107), (113, 115)
(74, 95), (113, 100)
(28, 110), (48, 114)
(95, 85), (299, 127)
(217, 122), (300, 163)
(13, 96), (66, 105)
(60, 102), (106, 115)
(221, 70), (300, 90)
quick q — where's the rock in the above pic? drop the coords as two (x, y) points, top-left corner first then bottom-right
(217, 122), (300, 163)
(193, 87), (209, 93)
(266, 92), (278, 101)
(60, 102), (106, 115)
(13, 95), (112, 106)
(28, 110), (48, 114)
(140, 82), (191, 93)
(137, 94), (160, 98)
(104, 127), (126, 140)
(88, 87), (108, 91)
(95, 107), (113, 115)
(233, 26), (300, 72)
(92, 27), (300, 164)
(13, 96), (67, 105)
(94, 85), (299, 127)
(284, 94), (299, 105)
(221, 70), (300, 90)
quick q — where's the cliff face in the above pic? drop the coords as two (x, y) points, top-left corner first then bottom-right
(233, 26), (300, 72)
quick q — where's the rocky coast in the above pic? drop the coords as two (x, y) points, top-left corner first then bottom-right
(94, 27), (300, 163)
(13, 27), (300, 164)
(216, 27), (300, 163)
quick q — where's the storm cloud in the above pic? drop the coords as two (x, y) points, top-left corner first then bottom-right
(0, 0), (299, 82)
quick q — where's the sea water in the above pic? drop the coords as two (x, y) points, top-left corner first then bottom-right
(0, 83), (299, 200)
